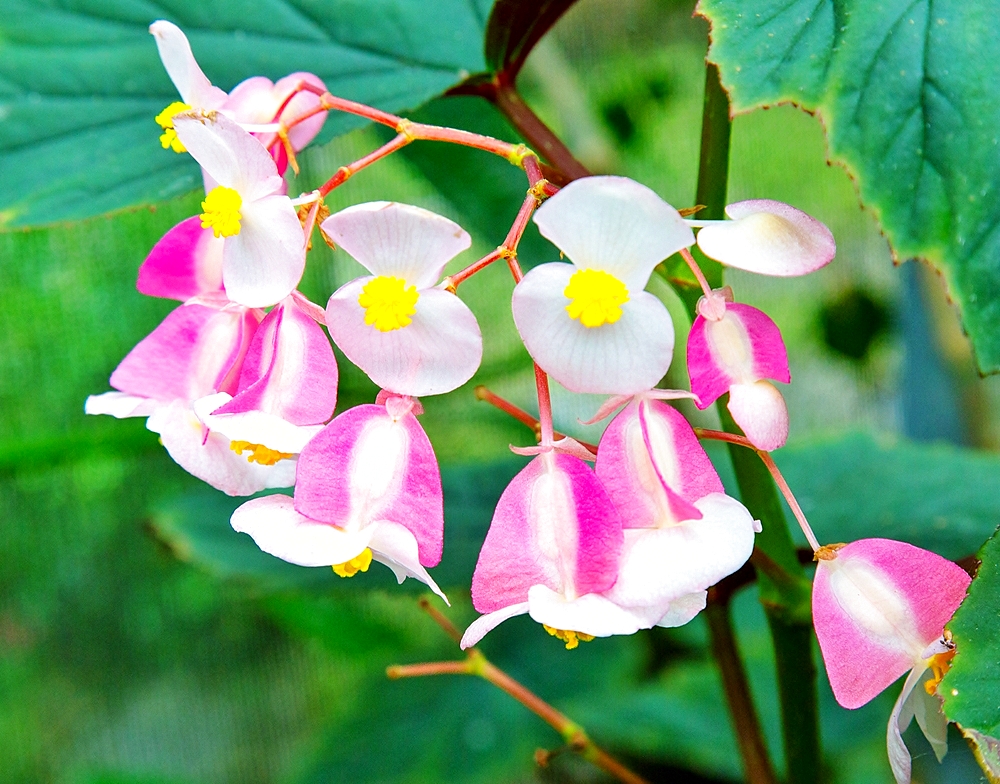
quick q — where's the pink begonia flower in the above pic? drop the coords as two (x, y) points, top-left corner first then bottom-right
(694, 200), (836, 276)
(512, 176), (693, 395)
(230, 395), (447, 598)
(150, 20), (327, 170)
(688, 300), (791, 451)
(173, 111), (306, 308)
(812, 539), (971, 784)
(137, 214), (224, 302)
(594, 397), (758, 624)
(321, 202), (483, 397)
(462, 452), (667, 650)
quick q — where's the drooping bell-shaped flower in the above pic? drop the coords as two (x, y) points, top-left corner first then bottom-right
(461, 452), (663, 650)
(594, 396), (758, 624)
(688, 297), (791, 451)
(230, 394), (446, 598)
(512, 176), (693, 395)
(173, 111), (305, 308)
(812, 539), (971, 784)
(695, 200), (836, 276)
(321, 202), (483, 397)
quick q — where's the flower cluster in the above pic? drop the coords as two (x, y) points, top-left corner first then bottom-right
(85, 23), (972, 784)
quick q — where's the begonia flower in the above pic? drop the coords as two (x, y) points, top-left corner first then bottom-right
(230, 394), (446, 599)
(688, 298), (791, 451)
(694, 200), (836, 276)
(594, 396), (758, 624)
(150, 20), (327, 169)
(137, 214), (224, 302)
(812, 539), (971, 784)
(321, 202), (483, 397)
(173, 110), (306, 308)
(512, 176), (693, 395)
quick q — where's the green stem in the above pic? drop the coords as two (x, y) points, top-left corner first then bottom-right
(691, 62), (821, 784)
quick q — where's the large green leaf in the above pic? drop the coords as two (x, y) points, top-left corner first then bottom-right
(941, 528), (1000, 782)
(0, 0), (493, 227)
(697, 0), (1000, 372)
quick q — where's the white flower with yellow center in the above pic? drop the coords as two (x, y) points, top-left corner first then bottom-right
(321, 202), (483, 397)
(512, 176), (695, 395)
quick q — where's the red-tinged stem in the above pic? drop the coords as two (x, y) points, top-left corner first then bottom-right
(680, 247), (714, 299)
(448, 248), (506, 289)
(694, 428), (821, 552)
(504, 190), (541, 249)
(318, 133), (411, 196)
(386, 661), (470, 678)
(534, 364), (555, 446)
(473, 386), (598, 453)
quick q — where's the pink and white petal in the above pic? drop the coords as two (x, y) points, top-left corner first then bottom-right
(222, 194), (305, 308)
(274, 73), (328, 150)
(471, 453), (622, 614)
(687, 315), (734, 408)
(137, 216), (224, 301)
(696, 200), (836, 277)
(230, 494), (373, 566)
(605, 494), (756, 607)
(513, 263), (674, 395)
(149, 21), (228, 110)
(85, 392), (162, 419)
(215, 298), (337, 425)
(368, 521), (448, 603)
(461, 603), (531, 650)
(327, 281), (481, 397)
(223, 76), (282, 124)
(527, 584), (664, 637)
(533, 176), (694, 292)
(321, 202), (471, 287)
(728, 381), (789, 452)
(173, 112), (283, 197)
(203, 406), (323, 454)
(148, 398), (296, 495)
(728, 304), (790, 383)
(293, 404), (444, 566)
(655, 592), (708, 628)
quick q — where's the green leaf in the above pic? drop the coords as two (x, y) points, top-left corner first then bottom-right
(0, 0), (491, 227)
(484, 0), (578, 78)
(698, 0), (1000, 372)
(942, 528), (1000, 782)
(771, 432), (1000, 560)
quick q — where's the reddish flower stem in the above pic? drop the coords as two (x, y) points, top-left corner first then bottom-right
(473, 386), (598, 454)
(318, 132), (411, 196)
(680, 247), (714, 299)
(533, 363), (555, 446)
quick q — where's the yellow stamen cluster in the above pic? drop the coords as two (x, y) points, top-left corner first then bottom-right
(543, 624), (595, 650)
(155, 101), (192, 153)
(924, 648), (957, 695)
(358, 275), (419, 332)
(564, 268), (629, 328)
(333, 548), (373, 578)
(229, 440), (293, 465)
(201, 186), (243, 238)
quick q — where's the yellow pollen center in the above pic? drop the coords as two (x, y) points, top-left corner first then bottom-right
(201, 186), (243, 238)
(924, 649), (957, 695)
(563, 268), (629, 328)
(543, 625), (595, 650)
(358, 275), (419, 332)
(155, 101), (192, 153)
(229, 440), (293, 466)
(332, 548), (373, 578)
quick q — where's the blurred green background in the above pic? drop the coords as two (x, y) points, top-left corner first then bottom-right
(2, 1), (997, 782)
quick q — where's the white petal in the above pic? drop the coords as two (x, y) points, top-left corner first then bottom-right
(727, 381), (789, 452)
(149, 21), (228, 110)
(369, 521), (448, 603)
(85, 392), (161, 418)
(461, 603), (531, 649)
(656, 592), (708, 627)
(230, 494), (373, 566)
(327, 281), (482, 396)
(527, 584), (666, 637)
(887, 666), (927, 784)
(321, 202), (471, 288)
(203, 407), (323, 454)
(223, 194), (306, 308)
(512, 263), (674, 395)
(533, 176), (694, 292)
(910, 667), (949, 763)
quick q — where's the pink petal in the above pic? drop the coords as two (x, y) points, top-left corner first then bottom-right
(728, 381), (789, 452)
(326, 280), (482, 397)
(527, 584), (668, 637)
(110, 303), (259, 402)
(148, 21), (228, 110)
(274, 73), (328, 151)
(214, 297), (337, 425)
(470, 453), (622, 614)
(696, 200), (836, 276)
(321, 202), (471, 289)
(224, 73), (327, 152)
(512, 263), (675, 395)
(812, 538), (971, 710)
(532, 176), (694, 293)
(460, 603), (530, 649)
(596, 399), (723, 528)
(137, 216), (224, 301)
(293, 404), (443, 567)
